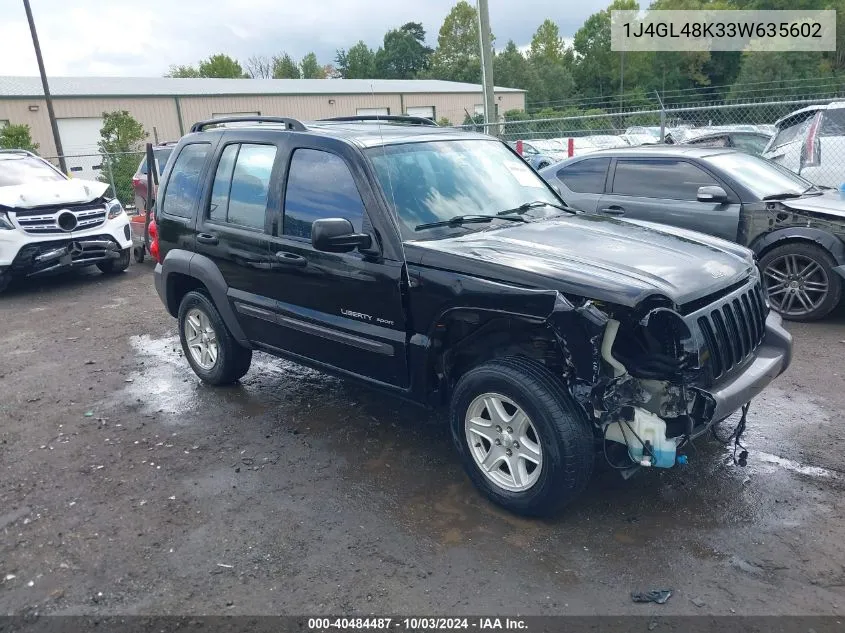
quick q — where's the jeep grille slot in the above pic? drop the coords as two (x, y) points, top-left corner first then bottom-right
(696, 282), (768, 380)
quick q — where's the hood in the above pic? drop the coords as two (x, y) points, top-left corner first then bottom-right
(780, 190), (845, 218)
(0, 179), (109, 209)
(408, 215), (754, 308)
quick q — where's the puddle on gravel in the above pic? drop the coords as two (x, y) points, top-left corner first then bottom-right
(118, 333), (841, 558)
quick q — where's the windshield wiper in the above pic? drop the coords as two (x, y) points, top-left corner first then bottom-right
(415, 214), (527, 232)
(496, 200), (575, 216)
(762, 192), (804, 200)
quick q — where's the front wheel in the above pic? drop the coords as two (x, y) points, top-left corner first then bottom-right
(97, 248), (131, 274)
(177, 290), (252, 385)
(0, 271), (11, 294)
(449, 356), (594, 517)
(759, 243), (842, 321)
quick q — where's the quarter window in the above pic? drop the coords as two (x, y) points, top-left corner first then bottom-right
(207, 144), (276, 231)
(612, 159), (719, 201)
(161, 143), (211, 218)
(283, 149), (365, 240)
(557, 158), (609, 194)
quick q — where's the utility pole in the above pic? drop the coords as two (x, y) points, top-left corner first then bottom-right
(477, 0), (497, 136)
(22, 0), (66, 173)
(619, 49), (625, 109)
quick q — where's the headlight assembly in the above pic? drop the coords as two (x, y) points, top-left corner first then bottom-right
(106, 199), (124, 219)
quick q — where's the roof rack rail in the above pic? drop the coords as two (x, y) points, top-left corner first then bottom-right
(190, 116), (307, 133)
(0, 148), (38, 157)
(319, 115), (438, 126)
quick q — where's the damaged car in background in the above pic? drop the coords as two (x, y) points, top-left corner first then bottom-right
(152, 117), (792, 516)
(0, 149), (132, 293)
(542, 146), (845, 320)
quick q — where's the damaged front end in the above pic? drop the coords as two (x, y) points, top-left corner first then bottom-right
(548, 271), (792, 472)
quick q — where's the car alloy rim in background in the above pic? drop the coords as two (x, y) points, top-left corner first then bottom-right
(763, 254), (830, 317)
(184, 308), (219, 370)
(465, 392), (543, 492)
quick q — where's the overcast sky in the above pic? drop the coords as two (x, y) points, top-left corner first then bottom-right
(0, 0), (605, 77)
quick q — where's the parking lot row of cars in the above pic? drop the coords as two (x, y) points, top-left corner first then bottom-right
(516, 102), (845, 190)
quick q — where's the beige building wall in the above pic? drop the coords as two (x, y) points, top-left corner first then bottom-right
(0, 97), (181, 156)
(0, 90), (526, 156)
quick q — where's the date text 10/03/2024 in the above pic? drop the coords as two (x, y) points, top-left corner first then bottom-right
(307, 617), (528, 630)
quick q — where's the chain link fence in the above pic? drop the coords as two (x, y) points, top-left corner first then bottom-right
(455, 95), (845, 187)
(43, 151), (146, 210)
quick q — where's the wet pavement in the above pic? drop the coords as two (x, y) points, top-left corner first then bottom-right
(0, 263), (844, 616)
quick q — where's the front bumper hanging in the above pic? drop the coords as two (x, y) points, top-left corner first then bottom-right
(10, 235), (123, 277)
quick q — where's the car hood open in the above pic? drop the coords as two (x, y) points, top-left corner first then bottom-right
(0, 178), (109, 209)
(407, 214), (755, 308)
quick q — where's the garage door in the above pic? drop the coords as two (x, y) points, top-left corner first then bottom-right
(57, 117), (104, 181)
(406, 106), (435, 120)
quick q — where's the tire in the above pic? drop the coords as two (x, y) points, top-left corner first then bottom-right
(0, 272), (10, 294)
(758, 242), (842, 322)
(97, 248), (131, 274)
(177, 290), (252, 385)
(449, 356), (595, 517)
(133, 246), (145, 263)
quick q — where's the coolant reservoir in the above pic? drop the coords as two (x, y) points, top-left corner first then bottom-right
(605, 408), (678, 468)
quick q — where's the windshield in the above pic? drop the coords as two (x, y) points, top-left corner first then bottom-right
(0, 155), (66, 187)
(367, 139), (560, 239)
(705, 151), (814, 199)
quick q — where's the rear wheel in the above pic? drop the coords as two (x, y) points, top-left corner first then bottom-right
(449, 356), (594, 517)
(0, 271), (11, 294)
(759, 243), (841, 321)
(133, 245), (145, 263)
(97, 248), (131, 274)
(178, 290), (252, 385)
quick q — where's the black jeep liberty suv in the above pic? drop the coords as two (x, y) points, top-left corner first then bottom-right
(153, 115), (792, 516)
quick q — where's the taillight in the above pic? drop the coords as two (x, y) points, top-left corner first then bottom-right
(516, 140), (523, 155)
(148, 219), (160, 263)
(132, 177), (141, 187)
(801, 112), (822, 168)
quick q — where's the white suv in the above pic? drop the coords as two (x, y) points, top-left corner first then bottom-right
(0, 150), (132, 293)
(762, 102), (845, 188)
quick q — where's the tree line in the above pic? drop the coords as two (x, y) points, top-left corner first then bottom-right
(163, 0), (845, 113)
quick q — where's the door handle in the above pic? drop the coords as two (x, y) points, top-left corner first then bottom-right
(600, 206), (625, 216)
(273, 251), (307, 268)
(196, 233), (219, 245)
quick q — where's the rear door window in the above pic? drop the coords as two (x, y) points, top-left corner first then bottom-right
(557, 158), (609, 193)
(612, 159), (719, 200)
(160, 143), (211, 218)
(207, 143), (277, 231)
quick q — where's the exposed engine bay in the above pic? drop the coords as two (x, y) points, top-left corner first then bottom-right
(546, 271), (779, 474)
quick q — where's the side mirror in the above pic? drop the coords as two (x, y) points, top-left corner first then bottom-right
(697, 185), (728, 203)
(311, 218), (372, 253)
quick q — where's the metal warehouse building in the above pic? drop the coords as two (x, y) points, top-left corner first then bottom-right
(0, 76), (525, 160)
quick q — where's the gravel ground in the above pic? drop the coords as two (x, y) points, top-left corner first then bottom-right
(0, 263), (844, 616)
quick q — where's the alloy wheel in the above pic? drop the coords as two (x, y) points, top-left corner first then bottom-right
(184, 307), (219, 370)
(763, 253), (830, 318)
(464, 392), (543, 492)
